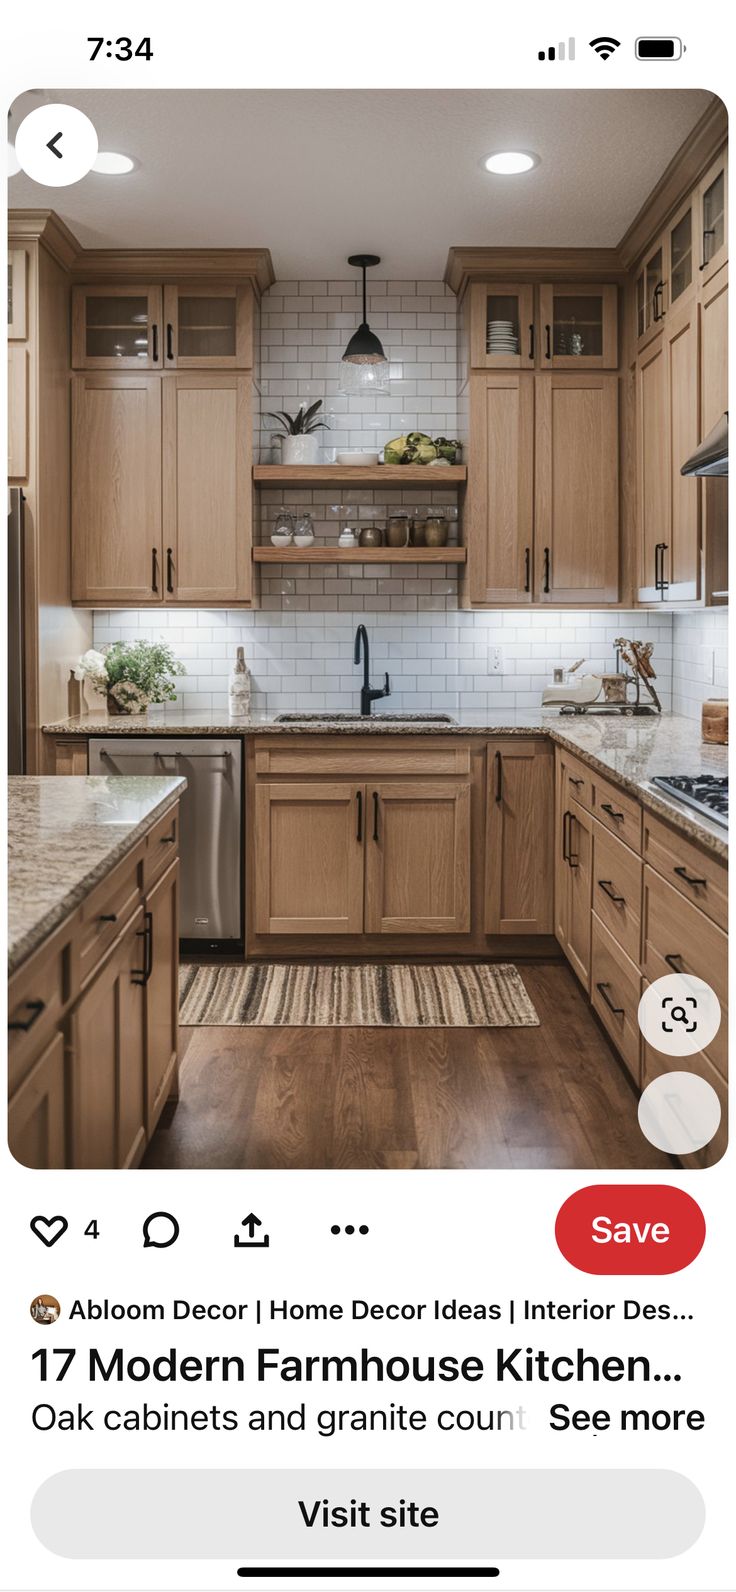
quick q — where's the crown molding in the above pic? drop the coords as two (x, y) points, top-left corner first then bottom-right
(444, 247), (624, 297)
(617, 97), (728, 270)
(8, 208), (80, 270)
(7, 211), (276, 296)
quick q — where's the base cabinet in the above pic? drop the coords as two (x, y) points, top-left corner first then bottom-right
(145, 858), (180, 1134)
(485, 740), (553, 933)
(8, 1030), (66, 1169)
(70, 907), (147, 1169)
(365, 780), (471, 934)
(254, 782), (365, 935)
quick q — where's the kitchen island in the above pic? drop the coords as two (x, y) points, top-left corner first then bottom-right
(8, 775), (185, 1169)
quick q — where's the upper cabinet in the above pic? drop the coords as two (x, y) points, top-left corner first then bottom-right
(72, 281), (254, 370)
(163, 283), (253, 367)
(698, 149), (727, 285)
(72, 285), (163, 369)
(635, 239), (667, 350)
(8, 248), (27, 338)
(470, 281), (618, 370)
(72, 374), (163, 605)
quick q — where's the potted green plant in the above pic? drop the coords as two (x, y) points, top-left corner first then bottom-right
(75, 641), (185, 715)
(263, 400), (329, 465)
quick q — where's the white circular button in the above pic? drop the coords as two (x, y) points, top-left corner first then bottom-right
(638, 973), (721, 1057)
(638, 1070), (722, 1155)
(15, 104), (98, 188)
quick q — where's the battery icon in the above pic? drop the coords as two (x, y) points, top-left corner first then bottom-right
(635, 36), (684, 59)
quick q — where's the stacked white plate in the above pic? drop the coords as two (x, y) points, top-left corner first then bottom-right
(486, 318), (518, 354)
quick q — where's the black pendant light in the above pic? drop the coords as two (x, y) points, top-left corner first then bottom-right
(340, 254), (390, 394)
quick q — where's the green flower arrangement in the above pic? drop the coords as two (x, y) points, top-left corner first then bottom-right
(76, 641), (185, 715)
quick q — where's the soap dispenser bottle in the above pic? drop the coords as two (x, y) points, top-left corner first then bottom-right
(229, 646), (251, 720)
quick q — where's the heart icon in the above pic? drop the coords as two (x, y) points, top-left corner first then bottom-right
(30, 1215), (68, 1247)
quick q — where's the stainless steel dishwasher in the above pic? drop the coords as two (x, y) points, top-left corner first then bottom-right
(88, 737), (243, 950)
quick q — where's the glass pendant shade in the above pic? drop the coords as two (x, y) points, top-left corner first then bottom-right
(339, 254), (390, 395)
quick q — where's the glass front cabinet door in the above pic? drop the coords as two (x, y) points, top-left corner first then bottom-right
(635, 242), (668, 352)
(162, 283), (253, 368)
(72, 285), (163, 370)
(469, 282), (535, 368)
(698, 150), (728, 285)
(667, 195), (695, 312)
(538, 284), (618, 368)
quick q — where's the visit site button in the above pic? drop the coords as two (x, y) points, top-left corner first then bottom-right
(555, 1185), (705, 1274)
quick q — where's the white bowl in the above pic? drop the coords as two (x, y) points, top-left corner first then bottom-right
(293, 535), (315, 547)
(270, 533), (293, 547)
(336, 450), (380, 466)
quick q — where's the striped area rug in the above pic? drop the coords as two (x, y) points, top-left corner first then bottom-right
(178, 963), (539, 1028)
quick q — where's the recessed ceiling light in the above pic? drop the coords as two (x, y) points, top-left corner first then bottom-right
(484, 151), (540, 175)
(92, 151), (135, 175)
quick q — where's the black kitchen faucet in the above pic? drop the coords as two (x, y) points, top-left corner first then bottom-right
(354, 624), (391, 716)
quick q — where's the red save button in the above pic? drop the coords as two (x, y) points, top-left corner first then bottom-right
(555, 1185), (705, 1274)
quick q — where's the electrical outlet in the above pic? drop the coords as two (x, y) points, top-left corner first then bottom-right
(490, 645), (504, 675)
(700, 645), (715, 685)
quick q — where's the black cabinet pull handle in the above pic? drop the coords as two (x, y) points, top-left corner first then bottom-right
(524, 546), (530, 593)
(98, 913), (118, 923)
(145, 910), (153, 981)
(673, 865), (707, 887)
(598, 879), (625, 904)
(699, 227), (716, 270)
(655, 541), (669, 595)
(152, 323), (159, 363)
(152, 546), (159, 593)
(563, 809), (579, 868)
(601, 802), (624, 821)
(356, 790), (363, 842)
(372, 791), (379, 842)
(160, 834), (176, 845)
(528, 323), (534, 361)
(166, 547), (175, 594)
(166, 322), (174, 361)
(8, 999), (45, 1033)
(543, 546), (550, 593)
(495, 749), (503, 803)
(652, 280), (665, 322)
(545, 323), (551, 360)
(665, 952), (686, 971)
(596, 981), (625, 1017)
(133, 912), (154, 986)
(569, 776), (584, 788)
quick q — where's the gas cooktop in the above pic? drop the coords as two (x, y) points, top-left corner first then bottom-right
(650, 774), (728, 829)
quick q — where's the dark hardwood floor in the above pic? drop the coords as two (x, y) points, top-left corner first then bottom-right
(143, 960), (673, 1171)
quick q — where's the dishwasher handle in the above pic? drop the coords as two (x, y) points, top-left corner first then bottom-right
(98, 748), (232, 761)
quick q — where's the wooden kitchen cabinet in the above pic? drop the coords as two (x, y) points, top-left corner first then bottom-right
(145, 857), (179, 1134)
(697, 149), (728, 285)
(467, 372), (534, 603)
(635, 237), (667, 352)
(163, 282), (253, 368)
(636, 333), (668, 602)
(555, 789), (593, 992)
(535, 372), (619, 603)
(7, 345), (28, 479)
(8, 248), (27, 338)
(72, 284), (163, 369)
(637, 299), (701, 603)
(539, 283), (618, 368)
(485, 740), (553, 933)
(469, 282), (535, 368)
(162, 372), (251, 602)
(254, 782), (365, 935)
(70, 906), (147, 1170)
(365, 779), (471, 934)
(71, 373), (163, 604)
(701, 262), (728, 436)
(8, 1030), (66, 1169)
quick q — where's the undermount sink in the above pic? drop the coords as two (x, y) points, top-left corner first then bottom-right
(273, 711), (457, 724)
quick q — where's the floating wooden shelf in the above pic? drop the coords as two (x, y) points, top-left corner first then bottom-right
(253, 546), (467, 564)
(253, 464), (467, 486)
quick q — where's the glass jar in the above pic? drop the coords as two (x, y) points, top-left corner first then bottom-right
(411, 517), (427, 546)
(273, 509), (295, 540)
(424, 512), (449, 548)
(386, 514), (411, 548)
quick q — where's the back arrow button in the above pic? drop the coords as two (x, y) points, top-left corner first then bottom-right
(46, 132), (63, 159)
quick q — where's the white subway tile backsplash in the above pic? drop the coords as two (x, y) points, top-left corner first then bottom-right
(671, 609), (729, 719)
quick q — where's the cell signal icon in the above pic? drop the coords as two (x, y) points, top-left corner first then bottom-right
(589, 35), (621, 60)
(538, 37), (576, 61)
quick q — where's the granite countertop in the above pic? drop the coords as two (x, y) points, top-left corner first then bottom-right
(8, 775), (186, 974)
(41, 710), (728, 859)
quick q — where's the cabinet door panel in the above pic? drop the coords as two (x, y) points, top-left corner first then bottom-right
(163, 283), (253, 368)
(535, 373), (619, 602)
(539, 283), (618, 369)
(700, 263), (728, 604)
(72, 374), (162, 604)
(485, 741), (553, 933)
(163, 373), (251, 603)
(467, 372), (533, 604)
(636, 335), (668, 602)
(666, 299), (700, 600)
(469, 282), (535, 369)
(8, 1030), (66, 1169)
(254, 783), (365, 935)
(72, 285), (162, 370)
(566, 801), (593, 992)
(145, 858), (179, 1135)
(698, 150), (728, 285)
(8, 345), (28, 479)
(71, 910), (146, 1169)
(365, 780), (470, 934)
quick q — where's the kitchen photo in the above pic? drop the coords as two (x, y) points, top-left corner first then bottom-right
(6, 86), (728, 1172)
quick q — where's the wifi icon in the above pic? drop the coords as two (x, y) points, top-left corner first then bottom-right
(589, 35), (621, 59)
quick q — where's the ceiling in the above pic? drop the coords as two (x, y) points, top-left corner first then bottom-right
(9, 88), (713, 278)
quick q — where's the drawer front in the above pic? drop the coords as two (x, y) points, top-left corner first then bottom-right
(592, 771), (642, 853)
(643, 810), (727, 930)
(78, 850), (144, 988)
(591, 915), (642, 1083)
(592, 822), (643, 964)
(641, 1033), (727, 1169)
(642, 865), (727, 1078)
(145, 804), (180, 887)
(255, 742), (471, 777)
(8, 940), (68, 1096)
(561, 754), (593, 812)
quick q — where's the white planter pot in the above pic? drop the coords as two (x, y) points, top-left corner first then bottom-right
(282, 434), (320, 466)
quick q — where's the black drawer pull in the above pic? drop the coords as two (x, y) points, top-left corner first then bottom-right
(673, 865), (706, 887)
(569, 776), (584, 789)
(600, 802), (624, 821)
(598, 879), (625, 904)
(98, 913), (118, 923)
(665, 952), (686, 971)
(596, 982), (625, 1017)
(159, 833), (177, 845)
(356, 790), (362, 842)
(494, 749), (503, 803)
(132, 911), (154, 985)
(372, 791), (379, 842)
(9, 999), (46, 1033)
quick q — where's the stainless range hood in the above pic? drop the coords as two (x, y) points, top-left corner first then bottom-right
(681, 411), (728, 476)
